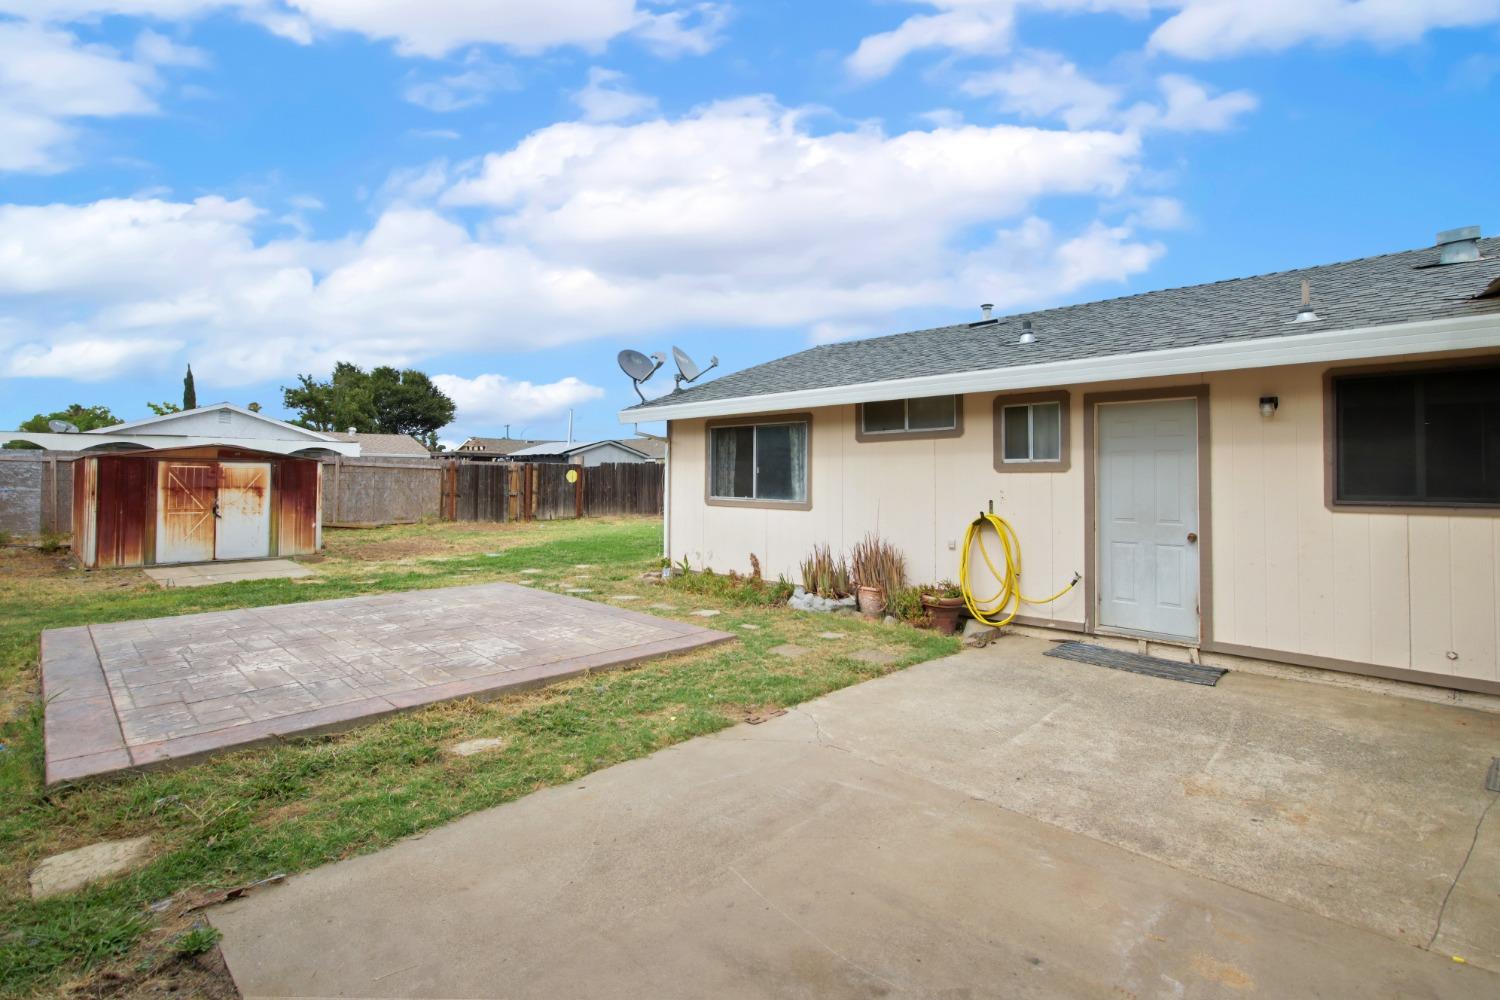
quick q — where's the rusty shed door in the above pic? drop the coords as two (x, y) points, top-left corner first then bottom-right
(215, 462), (272, 560)
(156, 462), (217, 564)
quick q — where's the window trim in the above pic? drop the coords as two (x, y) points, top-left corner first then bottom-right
(854, 395), (964, 442)
(704, 412), (814, 511)
(991, 390), (1070, 473)
(1323, 355), (1500, 515)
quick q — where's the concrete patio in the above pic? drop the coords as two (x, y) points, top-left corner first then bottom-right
(41, 582), (732, 784)
(213, 635), (1500, 999)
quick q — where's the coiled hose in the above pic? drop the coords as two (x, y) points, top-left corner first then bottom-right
(960, 511), (1082, 628)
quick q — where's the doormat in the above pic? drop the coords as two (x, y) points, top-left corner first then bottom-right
(1043, 641), (1227, 687)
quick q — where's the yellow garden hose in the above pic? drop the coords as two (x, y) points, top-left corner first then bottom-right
(960, 511), (1082, 628)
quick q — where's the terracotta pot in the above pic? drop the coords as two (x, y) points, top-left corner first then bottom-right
(921, 595), (966, 635)
(856, 584), (886, 616)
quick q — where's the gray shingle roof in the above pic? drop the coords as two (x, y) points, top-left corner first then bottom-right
(625, 237), (1500, 415)
(323, 431), (433, 457)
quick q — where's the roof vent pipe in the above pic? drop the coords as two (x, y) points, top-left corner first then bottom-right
(1437, 226), (1482, 265)
(1018, 319), (1036, 345)
(1293, 280), (1320, 323)
(980, 303), (993, 321)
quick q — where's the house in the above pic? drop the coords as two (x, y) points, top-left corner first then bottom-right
(322, 431), (433, 460)
(626, 436), (668, 462)
(621, 228), (1500, 696)
(4, 403), (358, 568)
(506, 439), (654, 467)
(449, 436), (559, 461)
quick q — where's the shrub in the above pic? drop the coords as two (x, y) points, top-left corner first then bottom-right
(798, 544), (851, 598)
(886, 585), (929, 625)
(0, 530), (11, 547)
(37, 531), (67, 554)
(850, 533), (907, 596)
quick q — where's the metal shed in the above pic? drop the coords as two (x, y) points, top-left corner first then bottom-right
(5, 403), (360, 569)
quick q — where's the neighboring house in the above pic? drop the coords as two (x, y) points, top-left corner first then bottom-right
(450, 436), (559, 461)
(507, 439), (653, 467)
(4, 403), (358, 568)
(322, 431), (433, 460)
(621, 228), (1500, 696)
(626, 436), (667, 462)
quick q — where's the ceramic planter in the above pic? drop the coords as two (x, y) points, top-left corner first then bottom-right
(856, 584), (886, 616)
(921, 595), (966, 635)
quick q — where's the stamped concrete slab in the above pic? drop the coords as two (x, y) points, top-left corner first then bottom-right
(41, 582), (733, 784)
(144, 560), (313, 589)
(30, 836), (152, 899)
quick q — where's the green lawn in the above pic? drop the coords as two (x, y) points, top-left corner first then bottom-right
(0, 518), (957, 998)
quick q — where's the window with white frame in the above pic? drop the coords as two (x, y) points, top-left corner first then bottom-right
(709, 419), (809, 503)
(859, 395), (958, 435)
(1000, 401), (1062, 463)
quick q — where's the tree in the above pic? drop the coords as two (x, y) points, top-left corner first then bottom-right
(247, 402), (262, 413)
(282, 363), (454, 444)
(6, 404), (122, 448)
(146, 401), (181, 416)
(182, 365), (197, 410)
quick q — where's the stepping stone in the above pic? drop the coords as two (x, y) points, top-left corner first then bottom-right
(851, 649), (900, 665)
(520, 569), (544, 575)
(770, 644), (811, 658)
(447, 737), (507, 758)
(610, 595), (641, 602)
(515, 579), (536, 586)
(30, 836), (153, 900)
(650, 604), (678, 611)
(574, 564), (596, 570)
(690, 609), (721, 618)
(574, 574), (592, 580)
(817, 632), (848, 640)
(739, 623), (761, 631)
(565, 588), (594, 594)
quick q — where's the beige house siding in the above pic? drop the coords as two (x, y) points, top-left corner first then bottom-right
(667, 352), (1500, 691)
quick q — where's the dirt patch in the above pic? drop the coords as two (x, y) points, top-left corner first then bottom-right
(0, 547), (79, 579)
(325, 522), (536, 563)
(66, 948), (238, 999)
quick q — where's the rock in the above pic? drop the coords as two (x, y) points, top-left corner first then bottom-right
(883, 615), (899, 626)
(962, 619), (1003, 641)
(447, 737), (507, 758)
(788, 591), (859, 613)
(769, 644), (811, 658)
(30, 836), (153, 900)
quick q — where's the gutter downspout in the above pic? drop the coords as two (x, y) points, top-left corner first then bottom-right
(662, 423), (672, 570)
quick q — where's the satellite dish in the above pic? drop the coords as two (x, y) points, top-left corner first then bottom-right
(47, 420), (79, 433)
(618, 349), (666, 403)
(672, 346), (719, 390)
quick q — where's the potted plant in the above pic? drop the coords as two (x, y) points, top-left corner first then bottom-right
(921, 582), (966, 635)
(850, 533), (907, 618)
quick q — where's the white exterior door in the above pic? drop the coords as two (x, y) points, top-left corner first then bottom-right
(1097, 399), (1200, 641)
(215, 462), (272, 560)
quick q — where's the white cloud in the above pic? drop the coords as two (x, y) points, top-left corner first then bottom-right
(0, 21), (162, 172)
(1150, 0), (1500, 59)
(847, 3), (1015, 80)
(5, 337), (184, 380)
(1, 0), (728, 59)
(962, 51), (1256, 133)
(572, 68), (658, 123)
(1124, 74), (1258, 131)
(432, 373), (606, 427)
(962, 50), (1122, 129)
(403, 53), (519, 112)
(133, 28), (209, 67)
(1, 101), (1162, 387)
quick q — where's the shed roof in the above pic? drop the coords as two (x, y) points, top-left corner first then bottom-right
(622, 236), (1500, 421)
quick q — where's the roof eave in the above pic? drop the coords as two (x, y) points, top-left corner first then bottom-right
(617, 314), (1500, 423)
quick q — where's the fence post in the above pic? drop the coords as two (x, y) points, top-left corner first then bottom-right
(574, 465), (585, 519)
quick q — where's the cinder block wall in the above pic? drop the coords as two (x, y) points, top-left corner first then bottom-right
(0, 453), (76, 538)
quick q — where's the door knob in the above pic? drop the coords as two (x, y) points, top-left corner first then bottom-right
(1186, 532), (1198, 544)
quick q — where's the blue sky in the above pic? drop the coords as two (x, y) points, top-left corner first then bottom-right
(1, 1), (1498, 445)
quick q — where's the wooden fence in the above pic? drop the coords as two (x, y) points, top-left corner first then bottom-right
(441, 461), (663, 523)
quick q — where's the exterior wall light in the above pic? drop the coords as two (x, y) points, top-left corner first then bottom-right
(1259, 395), (1279, 418)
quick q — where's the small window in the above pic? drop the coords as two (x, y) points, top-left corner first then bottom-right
(857, 396), (959, 436)
(709, 419), (809, 505)
(1334, 366), (1500, 506)
(1001, 401), (1062, 462)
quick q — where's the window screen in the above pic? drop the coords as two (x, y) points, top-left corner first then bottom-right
(709, 421), (809, 503)
(1001, 401), (1062, 462)
(860, 396), (957, 434)
(1335, 366), (1500, 505)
